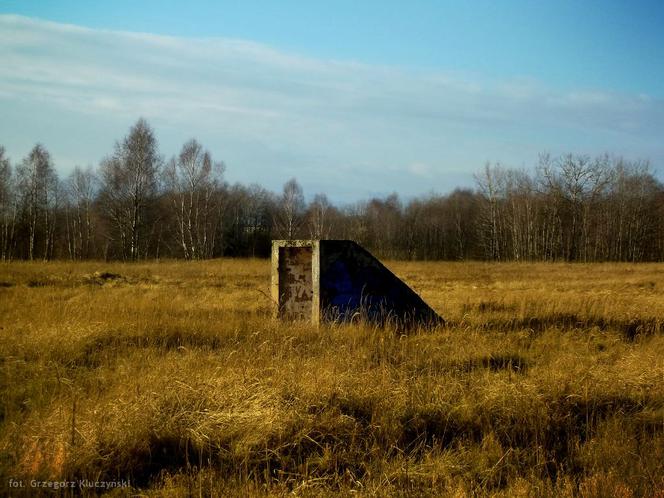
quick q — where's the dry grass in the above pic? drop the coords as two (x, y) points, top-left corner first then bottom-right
(1, 259), (664, 496)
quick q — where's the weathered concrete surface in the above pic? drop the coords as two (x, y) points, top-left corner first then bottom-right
(277, 246), (313, 320)
(271, 240), (320, 325)
(271, 240), (443, 328)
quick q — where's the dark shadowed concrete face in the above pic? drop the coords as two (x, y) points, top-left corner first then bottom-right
(271, 240), (443, 329)
(319, 240), (443, 328)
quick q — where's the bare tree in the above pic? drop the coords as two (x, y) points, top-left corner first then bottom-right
(223, 183), (273, 257)
(16, 144), (59, 260)
(447, 189), (478, 260)
(307, 193), (332, 239)
(475, 163), (506, 260)
(0, 147), (17, 260)
(365, 193), (402, 258)
(539, 153), (613, 261)
(64, 166), (96, 260)
(243, 184), (273, 256)
(275, 178), (304, 240)
(165, 139), (225, 259)
(98, 119), (161, 260)
(609, 159), (659, 261)
(502, 169), (539, 261)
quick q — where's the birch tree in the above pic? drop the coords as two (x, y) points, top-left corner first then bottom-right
(275, 178), (304, 240)
(308, 193), (332, 239)
(0, 147), (16, 261)
(16, 144), (59, 260)
(165, 139), (225, 259)
(64, 166), (96, 260)
(98, 119), (160, 260)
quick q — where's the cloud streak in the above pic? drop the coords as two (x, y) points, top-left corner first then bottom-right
(0, 14), (662, 201)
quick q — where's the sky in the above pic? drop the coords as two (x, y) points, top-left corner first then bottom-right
(1, 1), (663, 202)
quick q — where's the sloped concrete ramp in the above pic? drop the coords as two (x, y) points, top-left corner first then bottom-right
(271, 240), (443, 328)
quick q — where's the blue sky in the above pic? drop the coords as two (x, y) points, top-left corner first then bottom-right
(1, 1), (663, 201)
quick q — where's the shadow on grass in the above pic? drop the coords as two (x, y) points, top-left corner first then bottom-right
(69, 328), (229, 368)
(399, 393), (650, 482)
(451, 312), (663, 341)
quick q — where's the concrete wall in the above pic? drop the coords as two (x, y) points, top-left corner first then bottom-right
(277, 246), (313, 320)
(271, 240), (442, 328)
(271, 240), (320, 325)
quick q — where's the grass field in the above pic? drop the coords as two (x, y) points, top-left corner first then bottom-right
(1, 259), (664, 496)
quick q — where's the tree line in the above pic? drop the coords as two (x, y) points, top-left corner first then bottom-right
(1, 118), (663, 262)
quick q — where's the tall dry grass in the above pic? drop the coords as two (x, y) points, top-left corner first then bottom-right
(1, 259), (664, 496)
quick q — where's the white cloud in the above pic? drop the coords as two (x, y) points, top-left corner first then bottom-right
(407, 162), (433, 177)
(0, 14), (662, 201)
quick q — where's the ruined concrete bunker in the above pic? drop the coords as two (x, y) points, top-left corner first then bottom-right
(271, 240), (443, 328)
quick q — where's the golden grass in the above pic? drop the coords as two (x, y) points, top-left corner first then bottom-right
(1, 259), (664, 496)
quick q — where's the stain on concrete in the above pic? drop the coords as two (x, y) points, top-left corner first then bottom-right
(278, 246), (313, 320)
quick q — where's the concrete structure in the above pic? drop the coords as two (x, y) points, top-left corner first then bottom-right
(271, 240), (443, 328)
